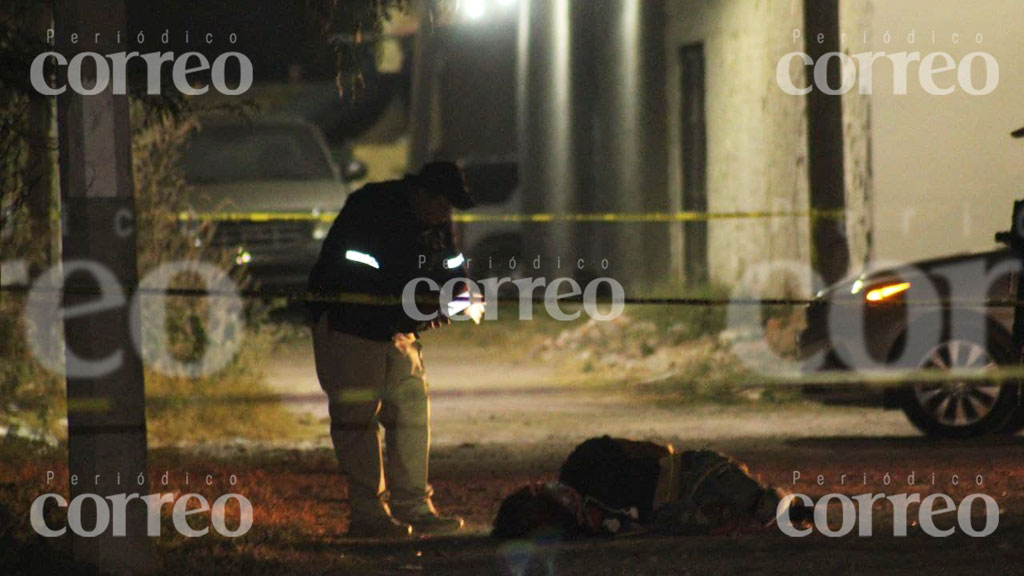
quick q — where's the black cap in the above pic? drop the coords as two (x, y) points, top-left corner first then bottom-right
(415, 161), (475, 210)
(1014, 127), (1024, 139)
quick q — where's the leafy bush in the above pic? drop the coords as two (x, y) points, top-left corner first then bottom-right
(1, 108), (305, 445)
(131, 112), (303, 445)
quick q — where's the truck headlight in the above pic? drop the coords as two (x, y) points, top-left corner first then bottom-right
(235, 249), (253, 266)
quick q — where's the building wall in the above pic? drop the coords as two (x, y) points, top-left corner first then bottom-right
(864, 0), (1024, 264)
(665, 0), (872, 295)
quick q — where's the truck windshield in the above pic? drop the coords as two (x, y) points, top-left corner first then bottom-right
(184, 124), (334, 183)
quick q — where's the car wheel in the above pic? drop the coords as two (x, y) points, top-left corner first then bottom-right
(900, 336), (1020, 438)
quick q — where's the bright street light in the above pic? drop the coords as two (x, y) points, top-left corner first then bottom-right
(462, 0), (487, 21)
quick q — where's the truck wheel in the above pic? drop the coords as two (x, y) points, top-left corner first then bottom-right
(900, 336), (1019, 438)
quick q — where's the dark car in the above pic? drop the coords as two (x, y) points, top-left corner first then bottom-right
(798, 248), (1023, 438)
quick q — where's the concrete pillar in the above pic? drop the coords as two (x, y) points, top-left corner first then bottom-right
(518, 0), (668, 288)
(518, 0), (576, 276)
(589, 0), (668, 289)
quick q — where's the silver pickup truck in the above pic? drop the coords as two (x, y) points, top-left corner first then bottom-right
(182, 117), (350, 292)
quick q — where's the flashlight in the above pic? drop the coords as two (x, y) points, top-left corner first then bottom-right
(447, 291), (485, 324)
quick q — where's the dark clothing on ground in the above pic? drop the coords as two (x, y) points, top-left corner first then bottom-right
(494, 436), (790, 539)
(558, 436), (671, 524)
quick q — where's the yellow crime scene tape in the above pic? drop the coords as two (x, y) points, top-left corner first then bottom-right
(176, 209), (848, 225)
(0, 208), (1002, 310)
(9, 210), (1020, 415)
(3, 282), (1020, 309)
(453, 209), (848, 223)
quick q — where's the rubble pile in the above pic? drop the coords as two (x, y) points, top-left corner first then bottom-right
(533, 314), (737, 376)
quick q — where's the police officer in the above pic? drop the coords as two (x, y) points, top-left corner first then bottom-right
(308, 162), (478, 538)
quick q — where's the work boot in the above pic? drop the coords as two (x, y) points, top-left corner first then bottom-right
(347, 506), (414, 540)
(392, 500), (465, 536)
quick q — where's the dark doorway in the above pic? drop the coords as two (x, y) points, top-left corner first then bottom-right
(803, 0), (849, 287)
(679, 43), (708, 286)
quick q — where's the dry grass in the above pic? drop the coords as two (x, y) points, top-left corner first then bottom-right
(3, 437), (1023, 575)
(2, 114), (307, 447)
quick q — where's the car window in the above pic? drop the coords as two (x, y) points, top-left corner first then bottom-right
(184, 124), (334, 183)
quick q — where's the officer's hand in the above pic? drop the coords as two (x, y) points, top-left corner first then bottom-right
(465, 302), (486, 325)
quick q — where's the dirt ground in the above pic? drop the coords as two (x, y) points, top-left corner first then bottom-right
(4, 339), (1023, 575)
(249, 341), (1024, 575)
(146, 436), (1024, 576)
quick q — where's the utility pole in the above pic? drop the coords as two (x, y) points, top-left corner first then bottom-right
(804, 0), (850, 287)
(54, 0), (151, 572)
(408, 0), (436, 171)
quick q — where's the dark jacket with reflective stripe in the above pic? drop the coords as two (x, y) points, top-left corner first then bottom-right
(307, 178), (467, 341)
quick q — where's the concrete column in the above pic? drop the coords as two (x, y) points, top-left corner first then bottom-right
(518, 0), (576, 276)
(518, 0), (668, 288)
(588, 0), (669, 289)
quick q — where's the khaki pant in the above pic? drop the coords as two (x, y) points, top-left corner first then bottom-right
(312, 317), (431, 519)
